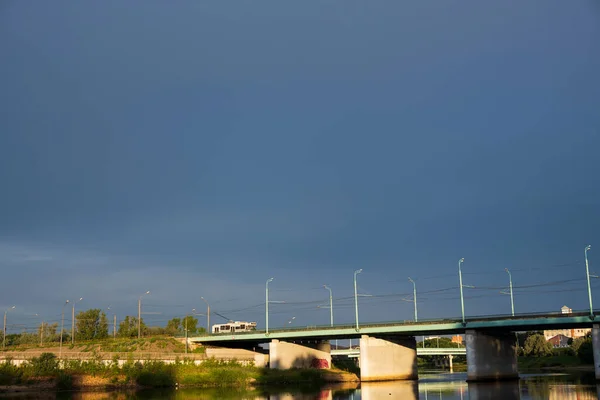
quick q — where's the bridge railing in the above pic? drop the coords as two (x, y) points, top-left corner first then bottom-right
(196, 308), (596, 337)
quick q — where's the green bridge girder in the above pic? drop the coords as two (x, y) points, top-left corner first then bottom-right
(188, 312), (596, 346)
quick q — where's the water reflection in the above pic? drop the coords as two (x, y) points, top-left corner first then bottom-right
(360, 381), (418, 400)
(6, 373), (600, 400)
(467, 381), (520, 400)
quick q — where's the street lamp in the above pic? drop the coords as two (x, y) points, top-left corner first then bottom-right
(458, 258), (465, 324)
(354, 269), (363, 331)
(34, 314), (43, 346)
(505, 268), (515, 317)
(585, 245), (593, 318)
(3, 306), (15, 351)
(71, 297), (83, 345)
(138, 291), (150, 339)
(200, 297), (210, 334)
(287, 316), (296, 325)
(323, 285), (334, 327)
(107, 306), (117, 339)
(59, 300), (69, 358)
(266, 278), (274, 335)
(408, 277), (418, 322)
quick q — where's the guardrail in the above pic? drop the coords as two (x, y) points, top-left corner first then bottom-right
(332, 348), (466, 358)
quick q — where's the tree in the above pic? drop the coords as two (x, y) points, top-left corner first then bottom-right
(118, 316), (147, 338)
(573, 337), (594, 363)
(418, 337), (458, 348)
(165, 316), (200, 336)
(182, 315), (198, 335)
(75, 309), (109, 340)
(38, 322), (59, 343)
(523, 334), (553, 357)
(166, 317), (182, 335)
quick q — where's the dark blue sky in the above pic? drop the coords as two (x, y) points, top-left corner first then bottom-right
(1, 1), (599, 333)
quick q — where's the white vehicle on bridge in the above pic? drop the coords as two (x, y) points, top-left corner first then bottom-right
(212, 321), (257, 334)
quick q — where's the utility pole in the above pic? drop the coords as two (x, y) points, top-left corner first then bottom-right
(585, 245), (593, 319)
(354, 269), (363, 331)
(3, 306), (15, 351)
(505, 268), (515, 316)
(138, 291), (150, 339)
(458, 258), (465, 324)
(408, 277), (418, 322)
(59, 300), (69, 359)
(71, 297), (83, 345)
(201, 297), (210, 333)
(266, 278), (274, 334)
(114, 314), (117, 339)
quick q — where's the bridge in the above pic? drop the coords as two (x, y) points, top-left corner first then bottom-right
(189, 310), (600, 382)
(331, 347), (466, 358)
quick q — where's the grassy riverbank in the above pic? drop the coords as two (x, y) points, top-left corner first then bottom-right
(0, 353), (358, 392)
(518, 355), (593, 371)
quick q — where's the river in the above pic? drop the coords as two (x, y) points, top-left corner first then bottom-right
(5, 371), (598, 399)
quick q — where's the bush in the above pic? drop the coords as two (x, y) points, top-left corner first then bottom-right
(135, 361), (176, 387)
(0, 359), (23, 384)
(30, 352), (59, 376)
(552, 347), (575, 357)
(576, 338), (594, 364)
(56, 372), (73, 390)
(523, 334), (553, 357)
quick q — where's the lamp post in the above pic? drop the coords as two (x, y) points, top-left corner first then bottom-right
(408, 277), (418, 322)
(266, 278), (274, 335)
(585, 245), (593, 318)
(184, 313), (189, 354)
(458, 258), (465, 324)
(505, 268), (515, 317)
(59, 300), (69, 359)
(3, 306), (15, 351)
(71, 297), (83, 345)
(200, 297), (210, 333)
(108, 307), (117, 339)
(138, 291), (150, 339)
(323, 285), (334, 327)
(354, 269), (363, 331)
(34, 314), (43, 346)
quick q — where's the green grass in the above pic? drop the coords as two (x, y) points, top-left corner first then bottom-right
(518, 355), (587, 370)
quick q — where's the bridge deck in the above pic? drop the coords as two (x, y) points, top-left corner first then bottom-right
(189, 312), (596, 346)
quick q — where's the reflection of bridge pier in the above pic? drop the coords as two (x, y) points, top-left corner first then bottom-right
(361, 381), (418, 400)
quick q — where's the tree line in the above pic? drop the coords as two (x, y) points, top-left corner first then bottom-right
(4, 309), (206, 347)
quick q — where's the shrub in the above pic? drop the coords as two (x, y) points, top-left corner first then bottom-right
(523, 334), (553, 357)
(30, 352), (59, 376)
(56, 372), (73, 390)
(576, 338), (594, 364)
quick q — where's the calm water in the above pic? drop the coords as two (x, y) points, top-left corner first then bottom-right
(5, 372), (598, 399)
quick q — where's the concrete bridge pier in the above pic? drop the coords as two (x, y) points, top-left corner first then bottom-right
(466, 330), (518, 382)
(269, 339), (331, 369)
(592, 324), (600, 380)
(359, 335), (417, 381)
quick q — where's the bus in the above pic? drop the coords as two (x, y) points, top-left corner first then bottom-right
(212, 321), (257, 334)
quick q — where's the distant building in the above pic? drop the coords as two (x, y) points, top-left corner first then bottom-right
(543, 305), (591, 340)
(548, 334), (570, 348)
(451, 335), (463, 345)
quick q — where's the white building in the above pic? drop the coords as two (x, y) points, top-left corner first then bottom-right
(543, 305), (591, 340)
